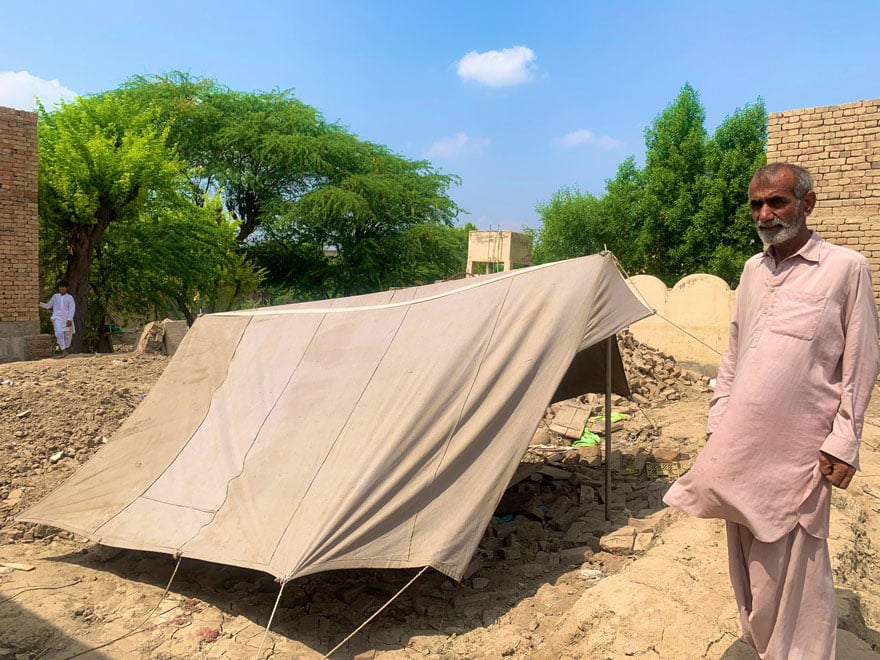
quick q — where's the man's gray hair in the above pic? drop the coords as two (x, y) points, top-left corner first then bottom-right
(752, 163), (814, 200)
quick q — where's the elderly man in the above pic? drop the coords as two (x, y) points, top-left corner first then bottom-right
(664, 163), (880, 659)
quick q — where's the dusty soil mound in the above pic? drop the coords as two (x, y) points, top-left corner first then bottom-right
(1, 347), (879, 659)
(0, 354), (168, 544)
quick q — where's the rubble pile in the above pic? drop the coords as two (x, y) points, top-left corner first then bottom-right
(533, 329), (711, 451)
(618, 329), (712, 405)
(488, 454), (675, 561)
(497, 330), (709, 561)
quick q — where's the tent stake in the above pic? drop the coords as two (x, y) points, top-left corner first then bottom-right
(604, 335), (613, 522)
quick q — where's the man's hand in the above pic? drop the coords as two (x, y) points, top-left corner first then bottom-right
(819, 451), (855, 489)
(66, 320), (72, 327)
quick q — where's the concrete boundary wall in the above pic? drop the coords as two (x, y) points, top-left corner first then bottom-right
(627, 274), (735, 375)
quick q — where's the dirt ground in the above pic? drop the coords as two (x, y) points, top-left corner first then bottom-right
(1, 352), (879, 659)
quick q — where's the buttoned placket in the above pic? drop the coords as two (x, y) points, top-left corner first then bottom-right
(749, 252), (799, 348)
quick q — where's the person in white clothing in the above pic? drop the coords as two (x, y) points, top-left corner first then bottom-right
(39, 280), (76, 357)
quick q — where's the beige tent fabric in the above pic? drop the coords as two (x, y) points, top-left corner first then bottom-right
(20, 254), (652, 581)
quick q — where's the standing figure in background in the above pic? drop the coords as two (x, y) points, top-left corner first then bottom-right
(40, 280), (76, 357)
(663, 163), (880, 658)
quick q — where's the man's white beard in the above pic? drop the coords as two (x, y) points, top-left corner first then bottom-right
(756, 205), (805, 246)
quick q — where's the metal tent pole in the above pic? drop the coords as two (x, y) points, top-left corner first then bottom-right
(604, 335), (613, 521)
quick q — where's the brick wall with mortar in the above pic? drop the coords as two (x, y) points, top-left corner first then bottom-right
(0, 106), (50, 360)
(767, 98), (880, 305)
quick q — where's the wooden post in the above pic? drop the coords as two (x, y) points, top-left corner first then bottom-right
(604, 335), (613, 521)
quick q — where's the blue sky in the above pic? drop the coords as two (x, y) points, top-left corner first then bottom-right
(2, 0), (878, 230)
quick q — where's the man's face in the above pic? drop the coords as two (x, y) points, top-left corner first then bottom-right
(748, 169), (813, 247)
(58, 285), (68, 295)
(749, 169), (815, 245)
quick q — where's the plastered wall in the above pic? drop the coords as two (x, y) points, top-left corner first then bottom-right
(466, 230), (533, 274)
(627, 274), (735, 375)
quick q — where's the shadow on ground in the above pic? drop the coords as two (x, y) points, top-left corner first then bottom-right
(0, 597), (110, 660)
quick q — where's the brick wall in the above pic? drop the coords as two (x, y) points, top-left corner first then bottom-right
(0, 106), (39, 335)
(767, 98), (880, 303)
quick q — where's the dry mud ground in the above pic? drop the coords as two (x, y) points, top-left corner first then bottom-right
(0, 353), (879, 659)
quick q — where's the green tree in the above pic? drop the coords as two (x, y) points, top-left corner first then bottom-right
(532, 161), (644, 267)
(37, 93), (186, 352)
(687, 101), (767, 283)
(637, 83), (708, 281)
(88, 196), (262, 341)
(532, 188), (603, 264)
(386, 222), (471, 287)
(121, 73), (463, 296)
(531, 85), (767, 286)
(123, 74), (341, 241)
(287, 145), (461, 296)
(595, 157), (645, 269)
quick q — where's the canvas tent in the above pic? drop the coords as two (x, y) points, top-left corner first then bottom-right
(20, 253), (652, 582)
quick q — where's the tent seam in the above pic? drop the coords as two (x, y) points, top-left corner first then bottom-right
(174, 313), (330, 555)
(269, 304), (414, 578)
(405, 277), (515, 560)
(91, 315), (254, 539)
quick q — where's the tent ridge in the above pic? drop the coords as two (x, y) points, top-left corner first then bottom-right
(214, 260), (566, 319)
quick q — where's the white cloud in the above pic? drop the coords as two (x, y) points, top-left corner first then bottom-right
(0, 71), (78, 110)
(426, 132), (489, 159)
(456, 46), (537, 87)
(557, 129), (622, 150)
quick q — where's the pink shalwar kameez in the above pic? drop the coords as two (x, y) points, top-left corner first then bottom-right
(664, 233), (880, 659)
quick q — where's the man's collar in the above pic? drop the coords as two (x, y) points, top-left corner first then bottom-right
(765, 231), (822, 264)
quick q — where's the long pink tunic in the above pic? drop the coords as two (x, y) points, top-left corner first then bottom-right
(664, 233), (880, 542)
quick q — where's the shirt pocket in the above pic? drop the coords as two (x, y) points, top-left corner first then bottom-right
(770, 292), (827, 341)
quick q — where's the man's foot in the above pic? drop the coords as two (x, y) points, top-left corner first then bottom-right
(61, 349), (68, 357)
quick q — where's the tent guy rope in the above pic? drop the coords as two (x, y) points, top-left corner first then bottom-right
(322, 565), (430, 659)
(255, 580), (287, 659)
(60, 555), (183, 659)
(609, 253), (725, 359)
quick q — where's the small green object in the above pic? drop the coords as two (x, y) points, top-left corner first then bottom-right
(588, 411), (628, 424)
(573, 430), (601, 447)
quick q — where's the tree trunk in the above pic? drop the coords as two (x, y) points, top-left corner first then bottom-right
(64, 237), (92, 353)
(64, 203), (115, 353)
(95, 326), (114, 353)
(178, 300), (196, 326)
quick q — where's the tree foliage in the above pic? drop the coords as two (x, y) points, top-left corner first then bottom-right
(532, 188), (603, 264)
(688, 101), (767, 282)
(123, 74), (353, 241)
(638, 83), (708, 278)
(37, 93), (187, 351)
(532, 85), (766, 285)
(121, 73), (463, 297)
(38, 73), (465, 350)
